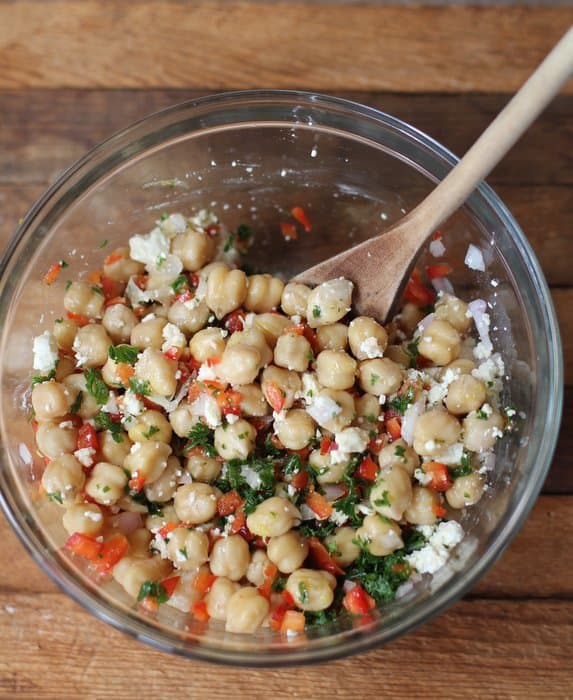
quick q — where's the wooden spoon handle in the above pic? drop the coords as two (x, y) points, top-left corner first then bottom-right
(406, 25), (573, 241)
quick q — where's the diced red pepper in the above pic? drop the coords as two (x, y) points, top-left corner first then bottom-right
(224, 309), (246, 334)
(319, 436), (337, 456)
(426, 263), (453, 280)
(157, 521), (178, 539)
(355, 455), (379, 482)
(161, 575), (181, 598)
(258, 562), (278, 600)
(101, 274), (124, 301)
(128, 471), (146, 493)
(206, 355), (222, 367)
(192, 571), (217, 594)
(269, 603), (291, 631)
(302, 324), (320, 355)
(306, 491), (333, 520)
(386, 417), (402, 441)
(307, 536), (345, 577)
(191, 600), (210, 622)
(368, 433), (386, 455)
(263, 380), (285, 413)
(432, 503), (447, 519)
(291, 206), (312, 233)
(104, 251), (125, 266)
(289, 470), (309, 491)
(217, 490), (243, 517)
(104, 295), (127, 308)
(77, 423), (99, 452)
(66, 311), (90, 327)
(216, 389), (243, 417)
(116, 362), (135, 387)
(424, 461), (452, 492)
(96, 533), (129, 573)
(163, 347), (182, 361)
(43, 262), (63, 286)
(342, 584), (376, 615)
(280, 610), (306, 634)
(280, 221), (297, 240)
(133, 274), (147, 290)
(229, 509), (254, 542)
(404, 268), (435, 307)
(65, 533), (103, 562)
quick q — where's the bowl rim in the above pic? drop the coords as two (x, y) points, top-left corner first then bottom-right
(0, 88), (563, 666)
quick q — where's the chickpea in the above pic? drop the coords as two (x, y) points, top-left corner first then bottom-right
(214, 419), (256, 460)
(441, 359), (476, 378)
(216, 344), (261, 385)
(307, 389), (355, 433)
(246, 549), (272, 587)
(62, 374), (99, 420)
(273, 332), (311, 373)
(185, 453), (222, 483)
(348, 317), (388, 360)
(99, 429), (132, 465)
(274, 409), (315, 451)
(62, 503), (104, 537)
(309, 450), (349, 485)
(281, 282), (311, 317)
(358, 358), (403, 396)
(315, 350), (357, 390)
(210, 535), (250, 581)
(404, 486), (441, 525)
(171, 229), (216, 271)
(167, 299), (210, 335)
(225, 587), (270, 634)
(418, 320), (461, 366)
(124, 441), (172, 483)
(236, 384), (269, 417)
(41, 454), (85, 505)
(446, 472), (485, 508)
(227, 327), (273, 367)
(397, 303), (425, 335)
(267, 531), (309, 574)
(245, 274), (285, 313)
(134, 347), (178, 397)
(324, 527), (361, 567)
(356, 514), (404, 556)
(246, 497), (301, 538)
(54, 356), (76, 382)
(435, 294), (472, 333)
(206, 577), (241, 621)
(377, 439), (418, 476)
(85, 462), (128, 505)
(189, 327), (226, 363)
(286, 569), (334, 611)
(127, 409), (172, 444)
(354, 394), (381, 428)
(205, 265), (248, 319)
(130, 317), (168, 350)
(144, 456), (181, 503)
(35, 421), (77, 459)
(306, 279), (353, 328)
(127, 528), (153, 558)
(261, 366), (301, 410)
(103, 246), (144, 283)
(254, 313), (292, 348)
(53, 318), (78, 350)
(32, 380), (69, 421)
(445, 375), (487, 415)
(101, 358), (125, 388)
(64, 281), (104, 319)
(166, 527), (210, 570)
(174, 483), (218, 524)
(384, 344), (410, 366)
(169, 403), (200, 438)
(413, 410), (461, 457)
(370, 465), (412, 520)
(72, 324), (112, 368)
(463, 409), (504, 452)
(315, 323), (348, 352)
(112, 556), (172, 598)
(145, 504), (180, 533)
(102, 304), (138, 344)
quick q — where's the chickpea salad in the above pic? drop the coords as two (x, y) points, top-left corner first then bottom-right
(29, 210), (517, 636)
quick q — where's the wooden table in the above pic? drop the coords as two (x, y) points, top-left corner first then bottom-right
(1, 3), (572, 698)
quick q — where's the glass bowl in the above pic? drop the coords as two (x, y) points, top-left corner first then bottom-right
(0, 90), (562, 666)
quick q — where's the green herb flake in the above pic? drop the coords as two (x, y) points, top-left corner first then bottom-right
(69, 390), (84, 414)
(94, 411), (124, 443)
(394, 445), (406, 459)
(129, 377), (152, 397)
(170, 275), (189, 294)
(84, 368), (109, 405)
(109, 344), (140, 365)
(137, 580), (169, 604)
(31, 370), (56, 386)
(59, 260), (69, 269)
(186, 422), (217, 457)
(98, 239), (109, 249)
(47, 491), (63, 505)
(178, 547), (188, 559)
(91, 285), (104, 296)
(370, 373), (380, 386)
(160, 212), (169, 221)
(405, 338), (420, 369)
(312, 305), (321, 319)
(298, 581), (309, 604)
(388, 386), (416, 415)
(237, 224), (253, 241)
(476, 409), (488, 420)
(142, 425), (160, 440)
(448, 453), (472, 480)
(374, 490), (391, 508)
(223, 234), (235, 253)
(65, 280), (72, 291)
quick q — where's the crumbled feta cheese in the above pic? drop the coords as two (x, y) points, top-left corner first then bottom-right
(414, 467), (432, 486)
(427, 366), (460, 404)
(334, 428), (369, 454)
(74, 447), (96, 468)
(58, 420), (74, 429)
(190, 394), (222, 429)
(406, 521), (464, 574)
(129, 226), (170, 269)
(123, 390), (145, 418)
(241, 465), (262, 489)
(226, 413), (239, 425)
(306, 393), (341, 427)
(125, 277), (159, 306)
(429, 441), (464, 465)
(141, 313), (156, 323)
(161, 322), (187, 351)
(429, 237), (446, 257)
(296, 372), (320, 405)
(329, 509), (350, 526)
(480, 403), (493, 417)
(491, 426), (504, 439)
(84, 510), (103, 522)
(33, 331), (59, 373)
(359, 336), (384, 359)
(473, 341), (492, 360)
(464, 244), (486, 272)
(189, 209), (218, 229)
(356, 502), (374, 516)
(159, 212), (188, 236)
(472, 354), (505, 385)
(197, 364), (217, 385)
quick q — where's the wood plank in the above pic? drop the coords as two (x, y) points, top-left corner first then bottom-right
(0, 593), (571, 697)
(2, 495), (571, 598)
(1, 4), (572, 92)
(2, 90), (572, 187)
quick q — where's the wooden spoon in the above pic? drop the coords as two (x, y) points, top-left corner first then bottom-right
(294, 27), (573, 321)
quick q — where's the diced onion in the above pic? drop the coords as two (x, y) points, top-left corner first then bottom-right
(464, 244), (486, 272)
(431, 277), (455, 295)
(401, 398), (426, 445)
(468, 299), (493, 356)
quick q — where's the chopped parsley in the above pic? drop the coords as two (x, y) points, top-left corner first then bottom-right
(69, 390), (84, 414)
(142, 425), (160, 439)
(388, 386), (416, 415)
(374, 490), (391, 508)
(299, 519), (337, 539)
(130, 489), (163, 515)
(94, 411), (124, 443)
(31, 370), (56, 386)
(272, 576), (287, 593)
(312, 305), (321, 319)
(98, 239), (109, 249)
(332, 488), (361, 527)
(394, 445), (406, 459)
(84, 368), (109, 405)
(108, 344), (140, 365)
(298, 581), (309, 604)
(129, 377), (152, 397)
(137, 580), (169, 604)
(46, 491), (63, 504)
(186, 422), (217, 457)
(59, 260), (69, 269)
(405, 338), (420, 369)
(223, 234), (235, 252)
(476, 409), (488, 420)
(237, 224), (253, 241)
(91, 285), (103, 296)
(370, 373), (380, 386)
(65, 280), (72, 291)
(170, 275), (189, 294)
(448, 453), (472, 480)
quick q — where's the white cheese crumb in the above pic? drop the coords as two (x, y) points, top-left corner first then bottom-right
(329, 509), (349, 526)
(306, 393), (341, 427)
(74, 447), (96, 467)
(33, 331), (59, 373)
(161, 322), (187, 351)
(226, 414), (239, 425)
(414, 467), (432, 486)
(58, 420), (74, 429)
(197, 363), (218, 384)
(406, 521), (464, 574)
(464, 244), (486, 272)
(359, 336), (384, 359)
(429, 237), (446, 257)
(333, 427), (369, 454)
(129, 226), (170, 269)
(123, 390), (145, 418)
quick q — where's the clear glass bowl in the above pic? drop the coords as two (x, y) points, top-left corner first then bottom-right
(0, 90), (562, 666)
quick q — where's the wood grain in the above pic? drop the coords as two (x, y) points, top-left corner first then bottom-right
(1, 3), (573, 92)
(0, 593), (571, 698)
